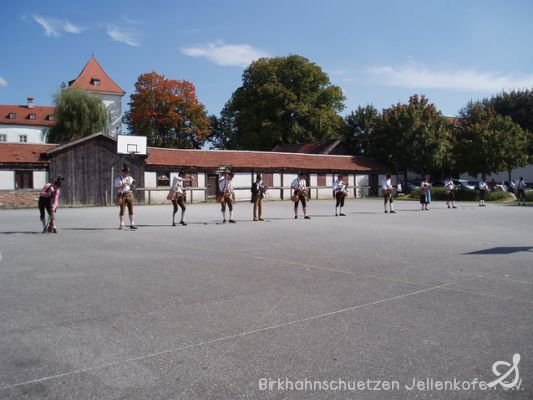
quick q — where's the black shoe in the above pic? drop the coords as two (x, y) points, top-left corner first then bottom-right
(340, 213), (346, 216)
(223, 219), (227, 223)
(453, 206), (457, 209)
(384, 210), (388, 213)
(258, 218), (264, 221)
(180, 221), (187, 226)
(130, 225), (138, 230)
(42, 226), (48, 233)
(294, 216), (298, 219)
(448, 205), (450, 208)
(229, 219), (236, 223)
(335, 213), (338, 216)
(172, 222), (176, 226)
(53, 228), (57, 233)
(304, 216), (311, 219)
(390, 210), (396, 214)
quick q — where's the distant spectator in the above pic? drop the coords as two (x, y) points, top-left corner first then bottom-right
(516, 177), (527, 206)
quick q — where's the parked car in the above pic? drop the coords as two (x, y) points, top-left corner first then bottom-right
(453, 179), (477, 190)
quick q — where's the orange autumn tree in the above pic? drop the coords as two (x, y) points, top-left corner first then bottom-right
(125, 72), (210, 148)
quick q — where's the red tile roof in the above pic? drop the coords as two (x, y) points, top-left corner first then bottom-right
(272, 139), (348, 154)
(145, 147), (384, 172)
(68, 57), (125, 95)
(0, 104), (55, 127)
(0, 143), (55, 164)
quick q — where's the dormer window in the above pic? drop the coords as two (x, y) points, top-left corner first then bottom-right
(29, 113), (36, 120)
(48, 115), (55, 121)
(91, 79), (101, 87)
(8, 113), (16, 119)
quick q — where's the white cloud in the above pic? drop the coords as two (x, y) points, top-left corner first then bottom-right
(0, 76), (7, 87)
(180, 41), (269, 67)
(368, 61), (533, 92)
(32, 15), (83, 37)
(106, 24), (141, 47)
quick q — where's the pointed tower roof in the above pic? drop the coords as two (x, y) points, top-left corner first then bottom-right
(68, 57), (125, 95)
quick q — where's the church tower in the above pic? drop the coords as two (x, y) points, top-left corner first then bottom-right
(68, 57), (125, 136)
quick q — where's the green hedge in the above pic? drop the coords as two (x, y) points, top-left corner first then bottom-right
(526, 191), (533, 202)
(407, 187), (514, 202)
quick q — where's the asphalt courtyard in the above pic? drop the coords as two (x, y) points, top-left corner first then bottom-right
(0, 199), (531, 400)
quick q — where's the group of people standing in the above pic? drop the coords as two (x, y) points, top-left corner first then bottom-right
(37, 165), (529, 232)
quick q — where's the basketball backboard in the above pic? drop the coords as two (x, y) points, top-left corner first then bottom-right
(117, 135), (147, 155)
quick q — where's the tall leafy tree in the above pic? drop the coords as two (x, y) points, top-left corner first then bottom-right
(220, 55), (346, 150)
(454, 101), (528, 178)
(125, 72), (210, 149)
(343, 105), (380, 155)
(484, 89), (533, 162)
(47, 89), (107, 143)
(367, 95), (452, 181)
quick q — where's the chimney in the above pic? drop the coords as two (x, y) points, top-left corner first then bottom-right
(27, 97), (34, 109)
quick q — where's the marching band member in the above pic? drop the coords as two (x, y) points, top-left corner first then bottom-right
(115, 164), (137, 230)
(444, 176), (457, 209)
(478, 177), (488, 207)
(516, 177), (527, 206)
(333, 174), (347, 216)
(382, 174), (395, 214)
(169, 170), (194, 226)
(251, 173), (267, 221)
(219, 169), (236, 223)
(420, 175), (431, 211)
(38, 176), (63, 233)
(291, 172), (311, 219)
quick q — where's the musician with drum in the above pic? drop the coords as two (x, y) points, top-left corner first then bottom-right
(168, 170), (194, 226)
(382, 174), (396, 214)
(291, 172), (311, 219)
(114, 163), (137, 230)
(218, 169), (236, 223)
(333, 174), (348, 216)
(251, 173), (267, 221)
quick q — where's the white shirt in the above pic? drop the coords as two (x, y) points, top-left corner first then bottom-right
(478, 181), (488, 190)
(381, 178), (392, 190)
(517, 180), (526, 189)
(219, 177), (233, 193)
(114, 175), (134, 193)
(171, 176), (185, 194)
(445, 179), (455, 190)
(291, 178), (307, 191)
(333, 179), (346, 193)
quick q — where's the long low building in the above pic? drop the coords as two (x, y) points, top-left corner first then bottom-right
(0, 133), (386, 208)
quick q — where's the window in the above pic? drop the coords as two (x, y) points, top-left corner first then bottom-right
(29, 113), (36, 120)
(47, 115), (55, 121)
(91, 79), (101, 87)
(8, 113), (16, 119)
(317, 174), (326, 187)
(19, 135), (28, 143)
(15, 171), (33, 189)
(0, 134), (6, 142)
(157, 172), (170, 187)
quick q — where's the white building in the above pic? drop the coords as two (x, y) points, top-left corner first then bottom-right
(0, 97), (55, 144)
(67, 57), (125, 136)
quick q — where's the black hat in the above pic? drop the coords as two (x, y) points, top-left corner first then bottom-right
(122, 163), (130, 172)
(54, 176), (64, 187)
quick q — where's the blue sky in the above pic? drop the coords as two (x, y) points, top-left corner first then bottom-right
(1, 0), (532, 118)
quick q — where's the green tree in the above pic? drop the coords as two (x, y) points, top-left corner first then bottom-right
(454, 101), (528, 178)
(47, 89), (107, 143)
(220, 55), (346, 150)
(343, 105), (380, 155)
(367, 95), (452, 181)
(485, 89), (533, 162)
(125, 72), (210, 149)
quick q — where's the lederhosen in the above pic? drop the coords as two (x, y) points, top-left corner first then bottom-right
(517, 183), (526, 201)
(118, 177), (134, 216)
(479, 184), (487, 201)
(221, 181), (233, 212)
(172, 183), (187, 213)
(420, 184), (428, 204)
(335, 182), (346, 208)
(445, 182), (455, 202)
(383, 187), (393, 204)
(39, 184), (55, 221)
(294, 182), (307, 208)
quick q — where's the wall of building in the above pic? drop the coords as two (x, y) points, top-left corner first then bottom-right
(96, 93), (123, 136)
(460, 164), (533, 183)
(0, 125), (47, 143)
